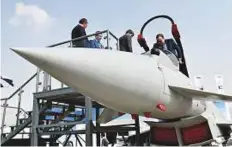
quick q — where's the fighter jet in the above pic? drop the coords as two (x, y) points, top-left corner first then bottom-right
(10, 47), (232, 122)
(9, 15), (232, 146)
(10, 15), (232, 124)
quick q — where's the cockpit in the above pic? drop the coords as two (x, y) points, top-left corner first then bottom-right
(137, 15), (189, 77)
(141, 49), (180, 70)
(160, 50), (179, 67)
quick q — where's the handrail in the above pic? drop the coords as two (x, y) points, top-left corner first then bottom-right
(1, 105), (29, 116)
(109, 31), (118, 41)
(0, 72), (38, 101)
(48, 30), (107, 47)
(1, 72), (38, 132)
(47, 29), (118, 48)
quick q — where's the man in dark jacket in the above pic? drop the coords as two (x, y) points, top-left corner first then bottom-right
(152, 33), (183, 63)
(71, 18), (89, 47)
(119, 29), (134, 52)
(138, 33), (187, 75)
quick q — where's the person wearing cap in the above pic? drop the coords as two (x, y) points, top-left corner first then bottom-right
(119, 29), (134, 52)
(71, 18), (89, 47)
(89, 31), (104, 49)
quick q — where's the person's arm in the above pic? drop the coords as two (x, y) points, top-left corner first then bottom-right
(80, 27), (88, 41)
(172, 40), (183, 61)
(126, 35), (133, 52)
(150, 43), (160, 55)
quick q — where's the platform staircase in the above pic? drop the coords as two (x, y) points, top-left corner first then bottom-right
(1, 99), (86, 146)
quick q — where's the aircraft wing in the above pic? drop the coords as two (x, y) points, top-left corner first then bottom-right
(169, 85), (232, 101)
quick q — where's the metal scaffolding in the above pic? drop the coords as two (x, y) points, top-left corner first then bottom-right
(29, 87), (138, 146)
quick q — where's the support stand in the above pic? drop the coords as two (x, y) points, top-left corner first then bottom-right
(135, 116), (141, 146)
(31, 97), (39, 146)
(85, 97), (93, 146)
(96, 107), (101, 146)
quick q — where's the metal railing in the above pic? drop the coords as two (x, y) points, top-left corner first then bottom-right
(48, 29), (118, 48)
(1, 104), (29, 124)
(1, 73), (38, 133)
(0, 29), (118, 134)
(1, 73), (38, 101)
(1, 105), (29, 116)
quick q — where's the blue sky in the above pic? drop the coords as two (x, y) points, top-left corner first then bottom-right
(1, 0), (232, 123)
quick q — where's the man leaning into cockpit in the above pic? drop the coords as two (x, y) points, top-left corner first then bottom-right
(151, 33), (183, 64)
(138, 33), (183, 64)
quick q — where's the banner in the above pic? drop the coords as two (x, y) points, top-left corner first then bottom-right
(215, 75), (230, 120)
(194, 75), (204, 90)
(215, 75), (224, 94)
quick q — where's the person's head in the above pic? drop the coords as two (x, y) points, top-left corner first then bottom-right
(156, 33), (165, 45)
(95, 31), (102, 41)
(126, 29), (134, 37)
(101, 132), (105, 137)
(79, 18), (88, 28)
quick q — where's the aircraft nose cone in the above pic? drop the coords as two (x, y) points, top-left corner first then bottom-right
(11, 48), (32, 59)
(11, 47), (35, 57)
(11, 47), (163, 114)
(11, 47), (47, 67)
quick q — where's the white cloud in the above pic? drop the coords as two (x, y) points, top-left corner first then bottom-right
(9, 2), (54, 33)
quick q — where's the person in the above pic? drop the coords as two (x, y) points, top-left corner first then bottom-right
(89, 31), (104, 49)
(138, 33), (188, 75)
(151, 33), (183, 63)
(101, 133), (109, 146)
(71, 18), (89, 47)
(106, 132), (117, 146)
(119, 29), (134, 52)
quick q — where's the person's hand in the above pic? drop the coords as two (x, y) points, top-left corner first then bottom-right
(179, 58), (183, 64)
(151, 48), (160, 55)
